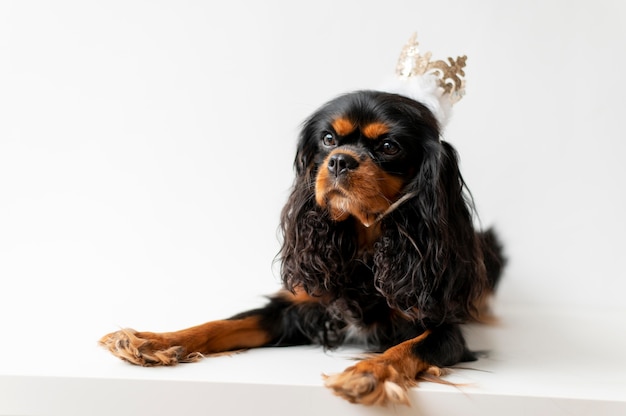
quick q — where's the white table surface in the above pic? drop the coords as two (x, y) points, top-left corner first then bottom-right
(1, 304), (625, 416)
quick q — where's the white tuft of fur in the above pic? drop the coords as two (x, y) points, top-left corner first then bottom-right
(383, 380), (410, 405)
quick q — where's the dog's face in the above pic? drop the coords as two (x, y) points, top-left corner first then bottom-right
(297, 90), (440, 227)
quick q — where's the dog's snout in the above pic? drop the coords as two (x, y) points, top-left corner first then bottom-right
(327, 153), (359, 177)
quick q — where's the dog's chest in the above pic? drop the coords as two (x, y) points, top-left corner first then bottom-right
(356, 221), (382, 253)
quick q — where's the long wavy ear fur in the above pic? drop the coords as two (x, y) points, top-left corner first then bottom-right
(373, 140), (490, 323)
(279, 181), (354, 295)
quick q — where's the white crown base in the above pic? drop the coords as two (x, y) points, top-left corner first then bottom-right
(379, 73), (453, 129)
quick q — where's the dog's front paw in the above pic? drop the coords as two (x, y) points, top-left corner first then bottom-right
(324, 358), (416, 406)
(99, 329), (203, 366)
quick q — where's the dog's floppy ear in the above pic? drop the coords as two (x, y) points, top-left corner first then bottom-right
(374, 139), (487, 322)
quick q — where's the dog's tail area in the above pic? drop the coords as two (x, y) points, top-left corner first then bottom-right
(469, 228), (506, 324)
(480, 228), (506, 292)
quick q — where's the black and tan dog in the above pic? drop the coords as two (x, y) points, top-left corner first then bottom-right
(100, 90), (504, 406)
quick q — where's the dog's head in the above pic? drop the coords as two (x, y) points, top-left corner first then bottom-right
(296, 90), (440, 227)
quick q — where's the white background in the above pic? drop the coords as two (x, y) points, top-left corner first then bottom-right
(1, 0), (625, 345)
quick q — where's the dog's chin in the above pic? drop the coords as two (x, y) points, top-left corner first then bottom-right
(319, 190), (385, 228)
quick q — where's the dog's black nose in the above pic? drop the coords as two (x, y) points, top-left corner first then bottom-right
(327, 153), (359, 177)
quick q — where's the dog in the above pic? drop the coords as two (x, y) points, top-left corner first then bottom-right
(100, 90), (504, 406)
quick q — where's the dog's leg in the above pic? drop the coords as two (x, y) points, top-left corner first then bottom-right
(99, 289), (329, 366)
(324, 324), (473, 406)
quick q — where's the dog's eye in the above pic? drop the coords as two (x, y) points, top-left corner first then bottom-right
(381, 140), (400, 155)
(322, 132), (336, 147)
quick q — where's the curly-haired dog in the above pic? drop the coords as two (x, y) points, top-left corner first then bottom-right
(100, 90), (504, 406)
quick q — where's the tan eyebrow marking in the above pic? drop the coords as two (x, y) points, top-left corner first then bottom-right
(331, 117), (356, 136)
(362, 122), (389, 139)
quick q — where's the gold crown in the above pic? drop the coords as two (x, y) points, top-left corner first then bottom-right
(395, 33), (467, 104)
